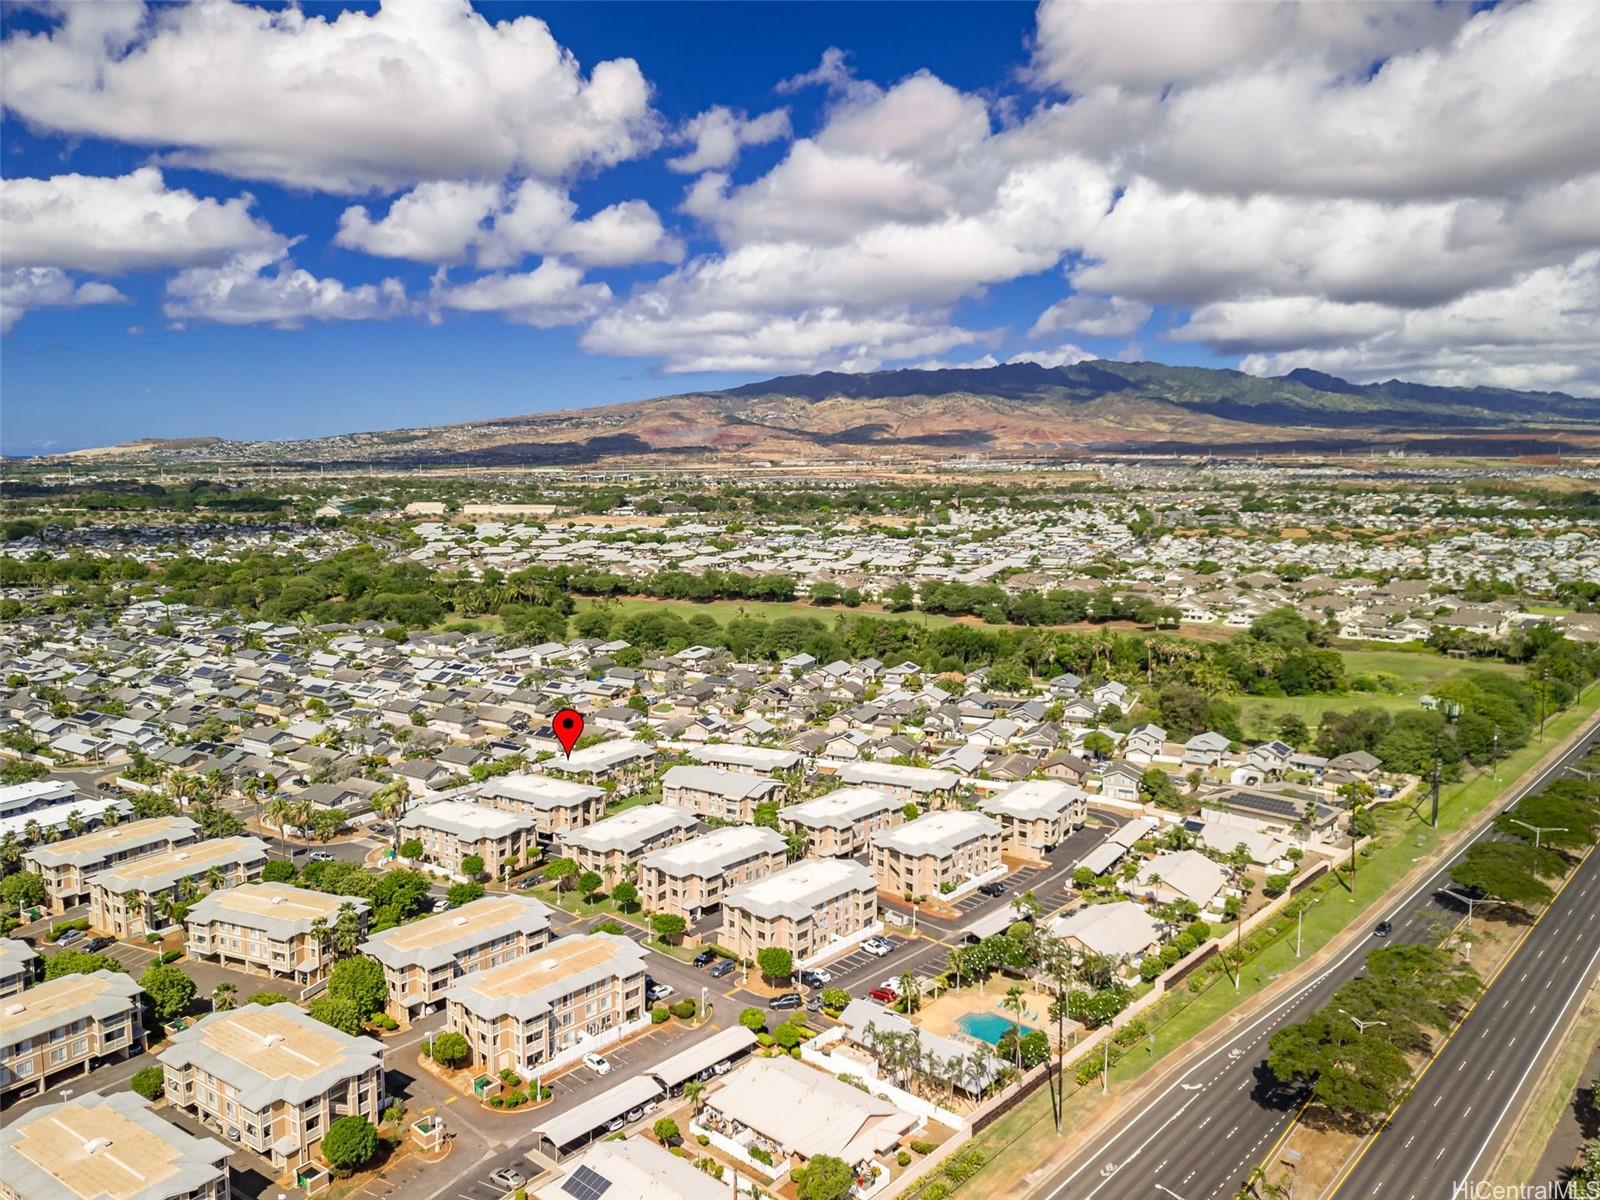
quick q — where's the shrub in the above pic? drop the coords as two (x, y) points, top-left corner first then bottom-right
(653, 1117), (680, 1144)
(321, 1115), (378, 1173)
(909, 1140), (937, 1155)
(499, 1068), (522, 1087)
(44, 949), (124, 979)
(47, 918), (90, 941)
(399, 839), (424, 860)
(261, 860), (298, 883)
(1140, 957), (1163, 982)
(897, 1150), (912, 1167)
(738, 1007), (766, 1032)
(368, 1012), (398, 1031)
(821, 987), (850, 1011)
(446, 882), (485, 906)
(755, 1032), (774, 1047)
(773, 1022), (804, 1050)
(328, 956), (387, 1016)
(591, 919), (626, 935)
(697, 1134), (710, 1146)
(460, 854), (485, 880)
(651, 1005), (671, 1024)
(248, 990), (289, 1005)
(504, 1090), (528, 1107)
(158, 949), (183, 965)
(671, 997), (697, 1020)
(919, 1185), (950, 1200)
(130, 1065), (165, 1100)
(749, 1147), (774, 1166)
(1076, 1058), (1104, 1085)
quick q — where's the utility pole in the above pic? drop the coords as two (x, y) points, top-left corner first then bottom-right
(1338, 1009), (1386, 1035)
(1539, 669), (1549, 741)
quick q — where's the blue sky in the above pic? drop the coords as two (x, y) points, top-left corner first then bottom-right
(2, 0), (1595, 453)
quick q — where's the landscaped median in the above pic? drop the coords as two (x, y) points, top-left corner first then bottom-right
(922, 689), (1600, 1200)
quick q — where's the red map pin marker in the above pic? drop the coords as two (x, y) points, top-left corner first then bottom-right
(552, 708), (584, 758)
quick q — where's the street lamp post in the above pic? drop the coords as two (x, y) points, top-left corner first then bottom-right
(1507, 818), (1566, 850)
(1337, 1009), (1386, 1035)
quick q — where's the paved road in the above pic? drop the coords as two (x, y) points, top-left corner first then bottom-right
(1025, 724), (1599, 1200)
(1330, 799), (1600, 1197)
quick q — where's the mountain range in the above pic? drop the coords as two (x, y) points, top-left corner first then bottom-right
(59, 360), (1600, 466)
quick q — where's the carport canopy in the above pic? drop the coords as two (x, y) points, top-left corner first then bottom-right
(533, 1075), (664, 1151)
(648, 1026), (757, 1090)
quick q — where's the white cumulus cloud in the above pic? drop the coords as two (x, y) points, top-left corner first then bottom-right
(667, 106), (791, 174)
(163, 250), (412, 328)
(428, 260), (612, 328)
(1, 268), (124, 333)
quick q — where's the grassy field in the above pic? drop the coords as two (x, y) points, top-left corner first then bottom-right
(952, 689), (1600, 1198)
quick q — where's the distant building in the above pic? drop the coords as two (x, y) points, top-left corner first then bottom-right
(397, 799), (535, 879)
(0, 939), (38, 998)
(533, 1136), (725, 1200)
(87, 836), (270, 939)
(477, 774), (607, 844)
(836, 762), (958, 808)
(660, 765), (784, 823)
(977, 779), (1088, 856)
(559, 804), (698, 887)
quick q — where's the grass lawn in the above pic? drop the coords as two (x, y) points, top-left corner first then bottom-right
(952, 688), (1600, 1198)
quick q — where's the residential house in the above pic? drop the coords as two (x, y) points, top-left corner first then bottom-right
(637, 827), (788, 922)
(185, 883), (371, 984)
(477, 774), (607, 845)
(398, 800), (535, 879)
(559, 805), (699, 888)
(1047, 901), (1162, 963)
(1132, 850), (1228, 911)
(533, 1136), (725, 1200)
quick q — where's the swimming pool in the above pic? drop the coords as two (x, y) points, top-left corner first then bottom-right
(956, 1012), (1035, 1044)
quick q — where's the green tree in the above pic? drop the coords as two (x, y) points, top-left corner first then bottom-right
(308, 995), (366, 1036)
(446, 881), (485, 906)
(130, 1065), (165, 1100)
(140, 962), (197, 1022)
(795, 1154), (855, 1200)
(260, 860), (298, 884)
(248, 990), (289, 1006)
(821, 987), (851, 1011)
(577, 871), (603, 901)
(650, 912), (687, 941)
(738, 1006), (766, 1032)
(328, 955), (386, 1016)
(0, 871), (47, 909)
(756, 946), (794, 982)
(427, 1030), (470, 1067)
(611, 881), (639, 911)
(543, 857), (578, 891)
(399, 838), (424, 861)
(773, 1022), (805, 1050)
(1452, 840), (1563, 908)
(321, 1115), (379, 1173)
(460, 853), (485, 880)
(652, 1117), (680, 1144)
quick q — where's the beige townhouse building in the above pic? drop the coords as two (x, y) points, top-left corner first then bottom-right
(720, 859), (878, 966)
(977, 779), (1089, 857)
(780, 786), (905, 857)
(23, 816), (201, 914)
(443, 932), (648, 1077)
(0, 938), (37, 999)
(0, 970), (146, 1101)
(637, 826), (788, 922)
(558, 804), (698, 888)
(476, 774), (607, 846)
(836, 762), (959, 809)
(87, 836), (270, 940)
(185, 883), (371, 984)
(360, 893), (554, 1024)
(870, 810), (1003, 898)
(397, 799), (535, 879)
(160, 1004), (384, 1173)
(544, 741), (657, 793)
(0, 1092), (232, 1200)
(660, 765), (785, 823)
(685, 745), (803, 775)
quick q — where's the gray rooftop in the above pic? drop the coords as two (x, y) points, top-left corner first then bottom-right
(185, 882), (370, 941)
(870, 810), (1000, 856)
(22, 815), (199, 871)
(781, 785), (901, 830)
(639, 825), (785, 878)
(723, 857), (874, 920)
(398, 798), (535, 840)
(662, 764), (781, 801)
(561, 804), (698, 855)
(444, 932), (645, 1023)
(360, 893), (554, 972)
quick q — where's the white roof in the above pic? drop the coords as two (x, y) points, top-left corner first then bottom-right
(398, 799), (534, 840)
(871, 809), (999, 856)
(782, 785), (901, 830)
(723, 857), (874, 920)
(1048, 901), (1161, 958)
(978, 778), (1088, 821)
(640, 825), (785, 877)
(838, 761), (957, 792)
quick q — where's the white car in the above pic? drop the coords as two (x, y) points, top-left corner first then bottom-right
(646, 983), (675, 1002)
(432, 898), (451, 913)
(582, 1053), (612, 1076)
(877, 976), (905, 995)
(862, 938), (894, 957)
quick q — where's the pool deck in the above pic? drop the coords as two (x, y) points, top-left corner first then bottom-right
(915, 981), (1073, 1048)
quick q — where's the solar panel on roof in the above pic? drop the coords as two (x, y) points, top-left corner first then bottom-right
(563, 1164), (612, 1200)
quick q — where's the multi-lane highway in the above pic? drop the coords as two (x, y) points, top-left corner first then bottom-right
(1027, 722), (1599, 1200)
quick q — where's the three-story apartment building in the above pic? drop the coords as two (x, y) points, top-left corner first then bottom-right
(780, 786), (904, 857)
(444, 933), (647, 1077)
(160, 1004), (384, 1172)
(0, 970), (145, 1101)
(977, 779), (1089, 857)
(559, 805), (698, 888)
(23, 816), (201, 914)
(0, 1092), (232, 1200)
(360, 894), (554, 1024)
(660, 765), (784, 823)
(397, 800), (535, 879)
(720, 859), (878, 966)
(869, 811), (1003, 898)
(476, 774), (607, 846)
(0, 939), (37, 999)
(185, 883), (371, 984)
(637, 826), (787, 922)
(836, 762), (959, 809)
(87, 836), (270, 940)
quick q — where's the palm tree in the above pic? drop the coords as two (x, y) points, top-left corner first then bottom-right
(0, 832), (21, 874)
(101, 805), (121, 828)
(966, 1048), (993, 1098)
(265, 796), (293, 849)
(332, 902), (362, 955)
(65, 809), (86, 838)
(203, 866), (225, 894)
(1002, 985), (1028, 1070)
(212, 982), (237, 1012)
(309, 917), (331, 957)
(291, 800), (314, 855)
(22, 819), (42, 847)
(898, 971), (920, 1015)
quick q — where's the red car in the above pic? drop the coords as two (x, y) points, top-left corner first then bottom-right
(867, 986), (899, 1003)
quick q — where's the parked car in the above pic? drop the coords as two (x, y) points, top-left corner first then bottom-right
(709, 959), (735, 978)
(308, 850), (336, 863)
(646, 982), (675, 1002)
(770, 992), (803, 1010)
(693, 950), (717, 968)
(432, 898), (451, 912)
(489, 1168), (526, 1190)
(604, 1116), (624, 1133)
(867, 986), (899, 1003)
(582, 1053), (612, 1076)
(806, 995), (824, 1012)
(799, 968), (831, 987)
(81, 936), (112, 953)
(861, 937), (894, 957)
(976, 881), (1006, 898)
(624, 1106), (644, 1123)
(55, 929), (84, 946)
(877, 976), (906, 995)
(1374, 919), (1393, 937)
(368, 822), (390, 835)
(712, 1059), (733, 1075)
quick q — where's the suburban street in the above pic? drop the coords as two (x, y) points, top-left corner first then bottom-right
(1026, 722), (1600, 1200)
